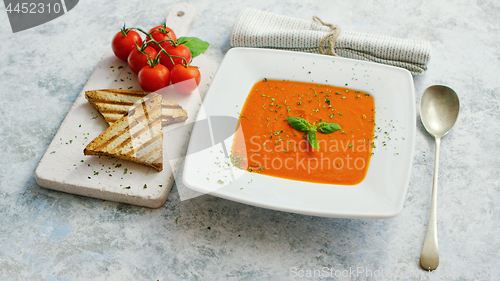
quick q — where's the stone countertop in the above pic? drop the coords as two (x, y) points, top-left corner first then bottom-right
(1, 0), (499, 280)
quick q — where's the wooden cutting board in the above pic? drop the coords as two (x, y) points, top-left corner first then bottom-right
(35, 3), (217, 208)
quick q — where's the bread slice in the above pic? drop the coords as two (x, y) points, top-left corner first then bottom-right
(84, 93), (163, 171)
(85, 89), (188, 126)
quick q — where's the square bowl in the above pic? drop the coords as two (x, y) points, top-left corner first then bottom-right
(182, 47), (415, 219)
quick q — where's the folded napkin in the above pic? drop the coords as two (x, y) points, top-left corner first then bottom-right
(231, 9), (431, 74)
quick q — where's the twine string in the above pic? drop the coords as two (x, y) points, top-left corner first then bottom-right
(313, 16), (341, 56)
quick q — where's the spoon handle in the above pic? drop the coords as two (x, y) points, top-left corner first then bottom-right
(420, 137), (440, 271)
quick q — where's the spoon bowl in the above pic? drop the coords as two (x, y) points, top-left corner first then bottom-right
(419, 85), (460, 271)
(420, 85), (460, 137)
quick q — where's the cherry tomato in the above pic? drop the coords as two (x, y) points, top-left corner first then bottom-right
(138, 64), (171, 92)
(159, 45), (192, 70)
(127, 46), (158, 75)
(112, 29), (142, 61)
(147, 25), (177, 52)
(170, 64), (201, 94)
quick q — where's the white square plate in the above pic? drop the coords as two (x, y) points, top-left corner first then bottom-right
(182, 48), (415, 218)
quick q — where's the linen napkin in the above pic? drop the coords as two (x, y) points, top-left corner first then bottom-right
(230, 8), (431, 74)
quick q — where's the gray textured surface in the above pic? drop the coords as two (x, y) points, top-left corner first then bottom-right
(1, 0), (499, 280)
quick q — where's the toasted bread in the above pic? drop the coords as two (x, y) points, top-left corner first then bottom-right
(85, 89), (188, 126)
(84, 93), (163, 171)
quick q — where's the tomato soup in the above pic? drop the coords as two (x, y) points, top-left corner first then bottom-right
(231, 80), (375, 185)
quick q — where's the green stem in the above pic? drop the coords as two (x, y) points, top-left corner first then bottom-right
(120, 23), (129, 37)
(132, 27), (151, 37)
(129, 26), (188, 66)
(159, 48), (188, 66)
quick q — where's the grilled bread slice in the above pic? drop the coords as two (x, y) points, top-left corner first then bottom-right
(84, 93), (163, 171)
(85, 89), (188, 126)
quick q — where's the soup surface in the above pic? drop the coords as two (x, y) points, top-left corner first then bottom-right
(231, 80), (375, 185)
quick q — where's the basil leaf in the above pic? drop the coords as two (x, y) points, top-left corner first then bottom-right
(317, 122), (341, 134)
(178, 37), (210, 58)
(286, 117), (311, 132)
(307, 129), (319, 149)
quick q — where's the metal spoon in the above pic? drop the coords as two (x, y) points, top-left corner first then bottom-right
(419, 85), (460, 271)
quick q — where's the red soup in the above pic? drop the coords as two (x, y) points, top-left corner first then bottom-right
(231, 79), (375, 185)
